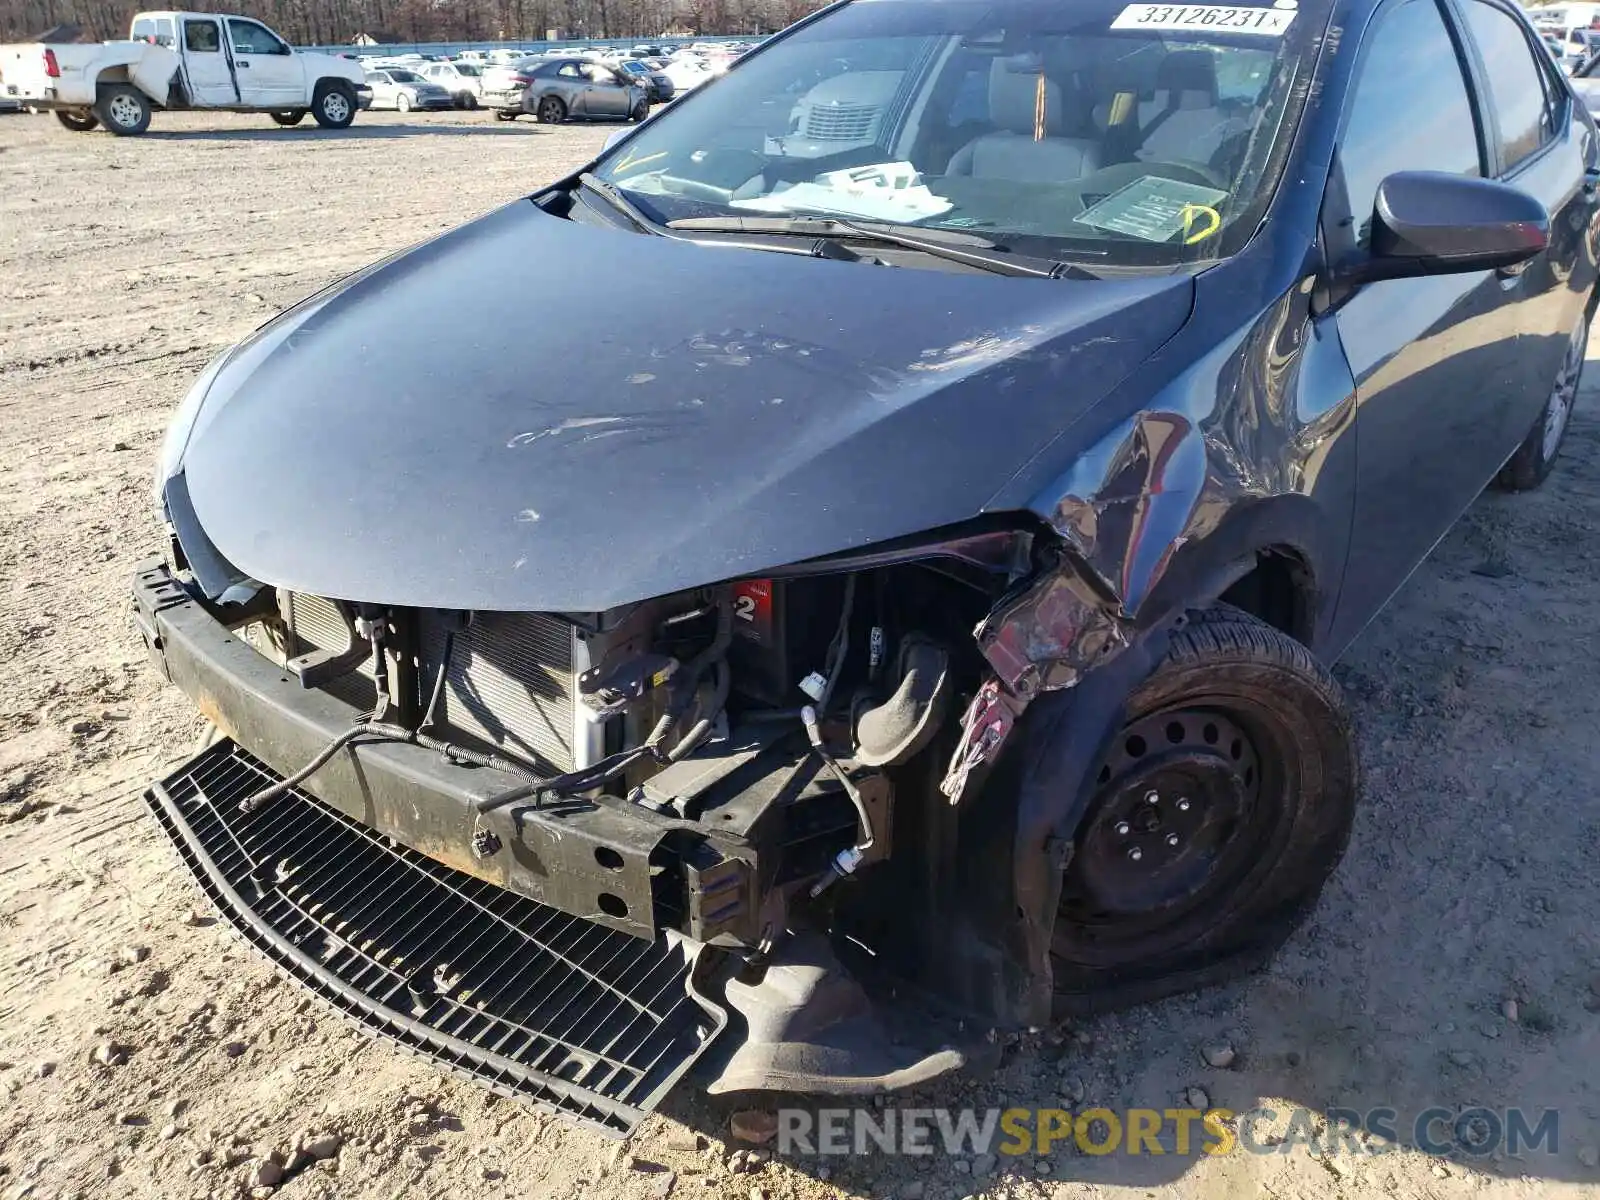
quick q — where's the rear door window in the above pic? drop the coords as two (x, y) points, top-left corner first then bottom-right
(1461, 1), (1557, 169)
(184, 20), (221, 54)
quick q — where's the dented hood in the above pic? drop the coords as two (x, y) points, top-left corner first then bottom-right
(179, 201), (1193, 611)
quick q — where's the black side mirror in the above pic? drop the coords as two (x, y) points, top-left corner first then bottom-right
(1343, 171), (1548, 285)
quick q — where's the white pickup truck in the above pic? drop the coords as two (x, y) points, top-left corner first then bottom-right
(0, 10), (370, 135)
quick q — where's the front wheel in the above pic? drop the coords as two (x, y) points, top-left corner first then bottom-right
(494, 109), (518, 122)
(1041, 605), (1357, 1015)
(629, 100), (649, 122)
(311, 83), (356, 129)
(1495, 308), (1589, 491)
(270, 110), (307, 127)
(54, 108), (99, 132)
(396, 92), (412, 114)
(535, 95), (566, 124)
(95, 85), (151, 136)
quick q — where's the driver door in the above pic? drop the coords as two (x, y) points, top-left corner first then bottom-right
(226, 18), (302, 106)
(180, 18), (237, 106)
(582, 64), (630, 117)
(367, 72), (394, 107)
(1323, 0), (1526, 646)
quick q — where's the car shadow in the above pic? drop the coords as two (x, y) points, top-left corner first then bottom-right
(142, 122), (548, 141)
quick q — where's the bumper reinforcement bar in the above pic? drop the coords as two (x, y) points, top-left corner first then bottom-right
(145, 738), (726, 1136)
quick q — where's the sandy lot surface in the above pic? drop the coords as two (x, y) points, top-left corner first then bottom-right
(2, 107), (1599, 1200)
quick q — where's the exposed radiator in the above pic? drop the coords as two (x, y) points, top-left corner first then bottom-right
(419, 612), (581, 774)
(279, 595), (584, 775)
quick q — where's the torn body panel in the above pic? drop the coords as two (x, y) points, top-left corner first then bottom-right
(927, 266), (1359, 1026)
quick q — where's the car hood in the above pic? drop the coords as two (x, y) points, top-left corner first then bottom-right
(177, 200), (1192, 612)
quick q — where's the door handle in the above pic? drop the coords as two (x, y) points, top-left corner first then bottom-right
(237, 60), (250, 68)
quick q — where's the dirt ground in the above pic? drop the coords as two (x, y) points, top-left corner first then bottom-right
(2, 106), (1599, 1200)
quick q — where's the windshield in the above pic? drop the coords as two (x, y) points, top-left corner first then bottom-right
(389, 69), (422, 82)
(594, 0), (1325, 265)
(456, 64), (481, 76)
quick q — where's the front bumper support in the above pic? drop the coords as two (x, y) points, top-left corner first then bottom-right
(130, 560), (697, 942)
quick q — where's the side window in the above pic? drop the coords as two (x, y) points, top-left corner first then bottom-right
(132, 17), (155, 41)
(153, 17), (175, 47)
(229, 20), (288, 56)
(558, 63), (583, 78)
(184, 20), (221, 54)
(1337, 0), (1481, 251)
(1462, 1), (1556, 169)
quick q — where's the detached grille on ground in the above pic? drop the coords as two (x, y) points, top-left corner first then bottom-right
(145, 740), (725, 1135)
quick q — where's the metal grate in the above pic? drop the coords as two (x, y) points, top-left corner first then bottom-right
(419, 612), (579, 773)
(145, 740), (724, 1135)
(804, 102), (880, 140)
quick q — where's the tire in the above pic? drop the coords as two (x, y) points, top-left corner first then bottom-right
(629, 100), (649, 122)
(311, 82), (356, 129)
(1039, 605), (1358, 1016)
(495, 109), (518, 122)
(463, 93), (478, 110)
(54, 108), (99, 132)
(95, 85), (151, 136)
(536, 95), (566, 124)
(270, 110), (307, 127)
(397, 92), (412, 114)
(1495, 308), (1589, 491)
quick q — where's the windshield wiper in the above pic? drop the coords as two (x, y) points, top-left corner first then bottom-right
(665, 214), (1096, 279)
(575, 172), (662, 235)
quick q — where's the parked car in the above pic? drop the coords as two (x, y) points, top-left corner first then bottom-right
(1570, 48), (1600, 114)
(658, 52), (713, 94)
(0, 9), (367, 134)
(1565, 27), (1600, 70)
(614, 57), (675, 103)
(478, 55), (538, 117)
(419, 60), (483, 108)
(515, 58), (649, 123)
(364, 67), (453, 112)
(136, 0), (1596, 1138)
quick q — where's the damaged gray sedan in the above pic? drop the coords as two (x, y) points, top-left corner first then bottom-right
(133, 0), (1595, 1134)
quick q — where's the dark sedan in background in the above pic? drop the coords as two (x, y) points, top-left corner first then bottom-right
(616, 57), (676, 103)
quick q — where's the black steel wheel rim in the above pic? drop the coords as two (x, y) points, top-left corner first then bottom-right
(1056, 701), (1285, 968)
